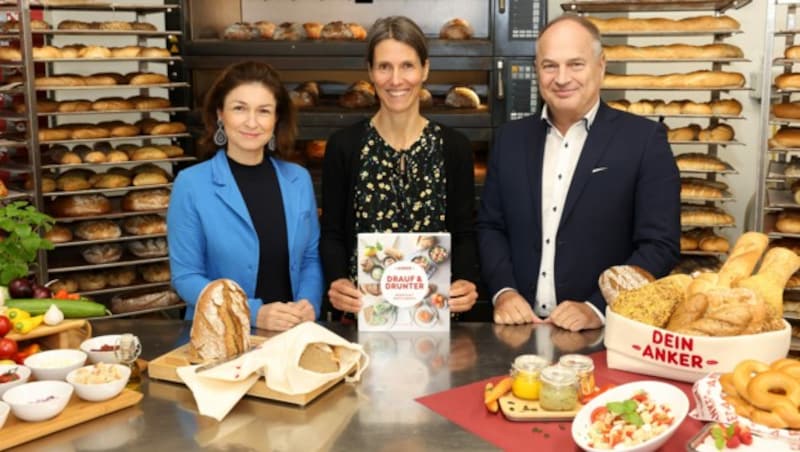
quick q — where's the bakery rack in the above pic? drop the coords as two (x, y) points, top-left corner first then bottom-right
(1, 1), (189, 316)
(565, 0), (751, 267)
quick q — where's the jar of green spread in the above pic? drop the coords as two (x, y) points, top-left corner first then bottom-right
(539, 365), (578, 411)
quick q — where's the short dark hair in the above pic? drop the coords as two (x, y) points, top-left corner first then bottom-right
(538, 14), (602, 57)
(199, 61), (297, 160)
(366, 16), (428, 67)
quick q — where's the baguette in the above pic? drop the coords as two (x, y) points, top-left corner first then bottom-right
(736, 247), (800, 319)
(716, 232), (769, 288)
(587, 15), (739, 33)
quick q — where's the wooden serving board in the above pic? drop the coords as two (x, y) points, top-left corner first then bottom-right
(7, 319), (91, 349)
(1, 389), (142, 449)
(499, 393), (582, 421)
(148, 337), (351, 407)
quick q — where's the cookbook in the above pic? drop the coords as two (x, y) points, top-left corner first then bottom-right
(356, 232), (451, 332)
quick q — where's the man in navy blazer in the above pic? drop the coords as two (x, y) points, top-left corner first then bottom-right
(476, 15), (680, 331)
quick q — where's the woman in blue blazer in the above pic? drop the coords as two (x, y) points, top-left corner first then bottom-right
(168, 61), (322, 331)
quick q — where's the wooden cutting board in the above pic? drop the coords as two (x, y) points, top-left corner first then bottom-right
(147, 337), (352, 406)
(499, 393), (582, 421)
(1, 389), (142, 449)
(7, 319), (91, 349)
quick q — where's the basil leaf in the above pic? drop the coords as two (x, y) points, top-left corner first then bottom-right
(622, 412), (644, 427)
(606, 401), (626, 414)
(623, 399), (638, 412)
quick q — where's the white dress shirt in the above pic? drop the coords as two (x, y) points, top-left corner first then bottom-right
(492, 100), (605, 324)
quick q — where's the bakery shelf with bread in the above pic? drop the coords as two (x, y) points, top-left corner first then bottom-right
(681, 204), (736, 228)
(0, 44), (179, 62)
(603, 43), (746, 63)
(675, 152), (736, 173)
(47, 253), (168, 274)
(564, 1), (750, 14)
(680, 177), (734, 202)
(602, 70), (749, 90)
(607, 98), (744, 119)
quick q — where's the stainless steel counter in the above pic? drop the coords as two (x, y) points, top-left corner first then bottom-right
(9, 320), (604, 452)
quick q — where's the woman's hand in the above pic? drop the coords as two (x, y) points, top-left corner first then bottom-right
(448, 279), (478, 313)
(328, 278), (362, 313)
(256, 302), (307, 331)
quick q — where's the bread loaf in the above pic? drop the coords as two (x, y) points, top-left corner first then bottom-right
(74, 220), (121, 240)
(33, 46), (63, 59)
(603, 70), (745, 89)
(50, 194), (111, 217)
(79, 45), (111, 58)
(131, 21), (157, 31)
(772, 102), (800, 120)
(716, 231), (769, 288)
(668, 287), (765, 336)
(776, 211), (800, 234)
(698, 124), (735, 142)
(98, 21), (132, 31)
(91, 97), (134, 111)
(273, 22), (305, 41)
(681, 180), (724, 199)
(127, 72), (169, 85)
(290, 81), (319, 108)
(123, 214), (166, 235)
(787, 46), (800, 60)
(339, 80), (376, 108)
(5, 19), (50, 31)
(440, 18), (474, 40)
(106, 267), (136, 287)
(736, 247), (800, 318)
(598, 265), (655, 306)
(419, 88), (433, 108)
(127, 238), (168, 257)
(223, 22), (256, 40)
(667, 124), (701, 141)
(50, 278), (78, 293)
(140, 47), (170, 58)
(306, 140), (326, 160)
(587, 15), (740, 33)
(111, 289), (180, 314)
(710, 99), (743, 115)
(58, 100), (92, 112)
(122, 188), (170, 211)
(611, 274), (692, 328)
(776, 73), (800, 90)
(110, 46), (141, 58)
(445, 86), (480, 108)
(140, 262), (170, 282)
(254, 21), (275, 39)
(680, 204), (734, 227)
(675, 153), (729, 172)
(681, 234), (699, 251)
(129, 96), (171, 110)
(627, 100), (655, 115)
(44, 224), (73, 243)
(189, 279), (251, 362)
(603, 43), (742, 60)
(770, 127), (800, 148)
(82, 243), (123, 264)
(76, 272), (106, 291)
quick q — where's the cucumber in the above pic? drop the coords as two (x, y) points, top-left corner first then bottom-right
(5, 298), (108, 318)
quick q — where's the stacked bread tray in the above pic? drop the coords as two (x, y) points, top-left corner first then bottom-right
(2, 2), (188, 314)
(566, 1), (751, 264)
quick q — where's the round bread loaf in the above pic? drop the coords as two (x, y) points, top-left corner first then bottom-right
(320, 21), (350, 39)
(440, 18), (474, 40)
(340, 80), (377, 108)
(76, 272), (107, 291)
(273, 22), (305, 40)
(290, 81), (319, 108)
(91, 97), (134, 111)
(445, 86), (480, 108)
(133, 171), (169, 186)
(74, 220), (121, 240)
(45, 224), (73, 243)
(57, 169), (93, 192)
(82, 243), (123, 264)
(110, 46), (141, 58)
(106, 267), (136, 287)
(50, 194), (112, 217)
(598, 265), (655, 306)
(50, 277), (78, 293)
(777, 211), (800, 234)
(773, 102), (800, 120)
(122, 188), (170, 211)
(140, 262), (170, 282)
(123, 214), (166, 235)
(26, 174), (56, 193)
(223, 22), (256, 40)
(128, 238), (168, 257)
(254, 21), (275, 39)
(91, 172), (132, 189)
(189, 279), (251, 361)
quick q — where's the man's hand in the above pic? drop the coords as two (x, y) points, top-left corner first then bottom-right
(256, 302), (308, 331)
(294, 299), (316, 322)
(547, 301), (603, 332)
(493, 291), (541, 324)
(328, 278), (362, 313)
(449, 279), (478, 313)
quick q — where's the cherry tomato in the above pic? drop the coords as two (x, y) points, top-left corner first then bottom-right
(0, 337), (17, 360)
(590, 406), (608, 423)
(0, 316), (10, 337)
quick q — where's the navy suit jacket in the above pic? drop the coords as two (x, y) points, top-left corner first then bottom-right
(476, 102), (680, 312)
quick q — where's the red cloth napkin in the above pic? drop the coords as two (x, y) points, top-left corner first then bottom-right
(415, 350), (703, 452)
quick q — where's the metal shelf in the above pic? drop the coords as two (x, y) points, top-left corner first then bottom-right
(679, 168), (737, 175)
(34, 82), (190, 92)
(52, 208), (167, 223)
(32, 30), (182, 37)
(40, 133), (189, 145)
(53, 232), (166, 248)
(22, 3), (181, 12)
(1, 189), (32, 202)
(560, 0), (751, 12)
(607, 58), (747, 63)
(43, 183), (173, 199)
(42, 156), (194, 170)
(48, 255), (168, 273)
(669, 140), (743, 146)
(103, 299), (185, 318)
(26, 56), (181, 63)
(34, 107), (188, 117)
(602, 87), (751, 92)
(681, 223), (736, 228)
(600, 30), (742, 37)
(768, 189), (800, 208)
(641, 113), (744, 120)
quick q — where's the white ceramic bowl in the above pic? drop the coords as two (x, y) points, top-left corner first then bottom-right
(66, 364), (130, 402)
(0, 364), (31, 397)
(0, 401), (9, 429)
(2, 380), (73, 422)
(80, 335), (122, 364)
(572, 380), (689, 452)
(24, 349), (87, 381)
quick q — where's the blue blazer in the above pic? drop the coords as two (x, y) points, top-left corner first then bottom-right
(476, 102), (680, 311)
(168, 150), (323, 324)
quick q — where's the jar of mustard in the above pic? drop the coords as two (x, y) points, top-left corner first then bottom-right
(509, 354), (550, 400)
(539, 365), (579, 411)
(558, 354), (595, 399)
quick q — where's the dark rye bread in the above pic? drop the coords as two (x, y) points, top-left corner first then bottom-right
(189, 279), (251, 362)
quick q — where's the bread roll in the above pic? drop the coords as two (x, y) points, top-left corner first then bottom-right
(130, 146), (168, 161)
(304, 22), (322, 40)
(127, 72), (169, 85)
(770, 127), (800, 148)
(776, 73), (800, 90)
(273, 22), (305, 40)
(698, 124), (735, 142)
(106, 267), (136, 287)
(91, 97), (134, 111)
(347, 23), (367, 41)
(713, 232), (770, 288)
(50, 277), (78, 293)
(189, 279), (251, 362)
(76, 272), (107, 291)
(107, 149), (130, 162)
(440, 18), (474, 40)
(74, 220), (121, 240)
(675, 153), (729, 172)
(140, 47), (170, 58)
(50, 194), (111, 217)
(787, 46), (800, 59)
(110, 46), (141, 58)
(254, 21), (275, 39)
(339, 80), (376, 108)
(139, 262), (170, 282)
(445, 86), (480, 108)
(290, 81), (319, 108)
(223, 22), (256, 40)
(78, 147), (106, 164)
(736, 247), (800, 318)
(82, 243), (123, 264)
(45, 224), (73, 243)
(123, 214), (166, 235)
(710, 99), (742, 115)
(773, 102), (800, 120)
(50, 148), (81, 165)
(79, 45), (111, 58)
(129, 96), (171, 110)
(776, 211), (800, 234)
(680, 204), (734, 227)
(58, 100), (93, 112)
(122, 188), (170, 211)
(127, 238), (167, 257)
(667, 124), (701, 141)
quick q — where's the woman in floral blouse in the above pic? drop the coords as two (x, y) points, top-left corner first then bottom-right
(320, 16), (485, 321)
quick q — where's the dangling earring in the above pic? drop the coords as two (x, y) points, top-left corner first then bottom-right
(213, 119), (227, 146)
(267, 135), (276, 152)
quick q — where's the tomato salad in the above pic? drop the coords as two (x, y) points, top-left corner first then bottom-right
(587, 390), (675, 450)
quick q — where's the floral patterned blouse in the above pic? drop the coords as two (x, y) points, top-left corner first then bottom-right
(349, 121), (447, 279)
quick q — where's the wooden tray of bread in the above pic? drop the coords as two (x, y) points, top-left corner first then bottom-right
(2, 389), (142, 449)
(498, 393), (582, 421)
(148, 336), (354, 406)
(6, 319), (91, 349)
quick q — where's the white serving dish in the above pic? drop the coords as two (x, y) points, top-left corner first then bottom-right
(24, 349), (87, 381)
(0, 364), (31, 397)
(0, 401), (9, 429)
(66, 364), (130, 402)
(80, 335), (122, 364)
(572, 380), (689, 452)
(2, 380), (73, 422)
(604, 309), (790, 382)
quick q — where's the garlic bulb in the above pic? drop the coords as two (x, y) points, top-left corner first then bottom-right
(44, 304), (64, 326)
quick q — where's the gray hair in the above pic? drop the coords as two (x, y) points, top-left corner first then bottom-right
(536, 14), (603, 58)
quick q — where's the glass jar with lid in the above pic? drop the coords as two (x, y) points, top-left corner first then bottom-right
(539, 365), (579, 411)
(558, 354), (595, 399)
(509, 354), (550, 400)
